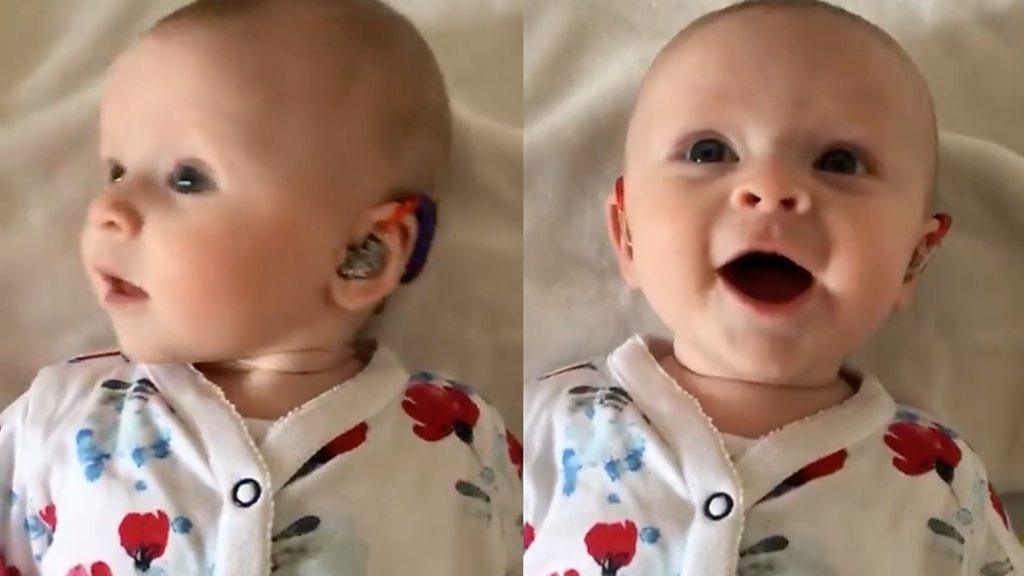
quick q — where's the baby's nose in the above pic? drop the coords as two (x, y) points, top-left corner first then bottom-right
(87, 192), (142, 237)
(730, 182), (811, 214)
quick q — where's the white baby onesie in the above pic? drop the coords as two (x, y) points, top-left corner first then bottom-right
(0, 345), (522, 576)
(524, 335), (1023, 575)
(243, 418), (275, 444)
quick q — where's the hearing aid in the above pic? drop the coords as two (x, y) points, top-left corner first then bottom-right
(903, 213), (952, 282)
(337, 193), (438, 283)
(615, 176), (633, 253)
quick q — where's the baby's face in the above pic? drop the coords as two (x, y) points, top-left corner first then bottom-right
(81, 21), (391, 363)
(617, 8), (939, 384)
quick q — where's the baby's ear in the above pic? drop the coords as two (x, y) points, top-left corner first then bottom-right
(328, 200), (419, 313)
(606, 177), (640, 288)
(894, 213), (951, 310)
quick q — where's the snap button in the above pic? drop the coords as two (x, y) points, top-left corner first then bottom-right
(232, 478), (262, 508)
(704, 492), (734, 521)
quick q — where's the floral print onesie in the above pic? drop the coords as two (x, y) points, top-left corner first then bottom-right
(523, 336), (1022, 575)
(0, 345), (522, 575)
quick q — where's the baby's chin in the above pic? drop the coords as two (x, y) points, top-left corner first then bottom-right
(715, 341), (838, 386)
(671, 321), (837, 384)
(113, 334), (195, 366)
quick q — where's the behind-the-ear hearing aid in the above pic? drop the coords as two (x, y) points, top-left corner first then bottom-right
(337, 234), (388, 280)
(614, 176), (633, 255)
(903, 213), (952, 283)
(337, 193), (438, 282)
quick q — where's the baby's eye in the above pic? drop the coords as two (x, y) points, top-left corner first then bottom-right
(169, 162), (217, 194)
(685, 138), (738, 164)
(814, 149), (866, 175)
(108, 162), (126, 184)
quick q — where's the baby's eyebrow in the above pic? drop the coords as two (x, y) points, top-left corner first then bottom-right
(661, 83), (742, 109)
(819, 136), (876, 154)
(173, 156), (215, 173)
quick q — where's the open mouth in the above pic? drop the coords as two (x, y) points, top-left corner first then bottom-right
(101, 273), (148, 300)
(717, 251), (814, 305)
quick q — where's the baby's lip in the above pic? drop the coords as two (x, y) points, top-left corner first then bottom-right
(716, 241), (815, 276)
(95, 266), (148, 298)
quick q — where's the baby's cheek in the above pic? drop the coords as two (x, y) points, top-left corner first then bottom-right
(155, 232), (252, 312)
(635, 242), (696, 298)
(152, 242), (269, 355)
(830, 240), (906, 331)
(186, 229), (321, 321)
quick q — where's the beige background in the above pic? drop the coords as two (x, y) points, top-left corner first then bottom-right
(0, 0), (523, 432)
(525, 0), (1024, 495)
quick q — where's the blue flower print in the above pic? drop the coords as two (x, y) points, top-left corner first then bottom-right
(559, 385), (648, 496)
(76, 429), (112, 482)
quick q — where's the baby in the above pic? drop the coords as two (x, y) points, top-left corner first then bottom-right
(524, 1), (1023, 574)
(0, 0), (520, 575)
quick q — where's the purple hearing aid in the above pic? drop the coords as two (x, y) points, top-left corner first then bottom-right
(400, 192), (437, 284)
(337, 193), (437, 283)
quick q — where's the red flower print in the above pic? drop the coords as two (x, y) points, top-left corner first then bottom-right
(547, 572), (580, 576)
(760, 449), (848, 502)
(799, 449), (848, 481)
(524, 523), (535, 550)
(119, 510), (170, 571)
(507, 430), (523, 478)
(884, 421), (962, 483)
(402, 381), (480, 444)
(67, 563), (112, 576)
(39, 503), (57, 534)
(0, 552), (22, 576)
(584, 520), (638, 575)
(324, 421), (368, 455)
(990, 482), (1010, 529)
(286, 421), (370, 486)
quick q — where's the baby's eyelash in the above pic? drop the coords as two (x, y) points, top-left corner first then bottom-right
(813, 142), (879, 177)
(108, 161), (126, 183)
(684, 138), (739, 164)
(666, 135), (877, 177)
(814, 148), (867, 175)
(671, 132), (740, 164)
(168, 160), (218, 195)
(101, 158), (219, 195)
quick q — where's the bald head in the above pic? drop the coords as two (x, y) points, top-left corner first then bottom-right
(672, 0), (905, 53)
(630, 0), (938, 203)
(152, 0), (452, 198)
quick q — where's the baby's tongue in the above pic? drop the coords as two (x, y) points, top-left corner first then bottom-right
(720, 253), (813, 304)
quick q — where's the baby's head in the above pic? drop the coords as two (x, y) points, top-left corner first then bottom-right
(608, 0), (950, 385)
(80, 0), (451, 364)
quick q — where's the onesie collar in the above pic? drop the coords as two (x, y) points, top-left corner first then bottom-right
(145, 343), (409, 496)
(607, 335), (898, 509)
(257, 344), (408, 492)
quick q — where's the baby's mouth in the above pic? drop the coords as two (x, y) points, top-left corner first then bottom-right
(717, 251), (814, 305)
(100, 272), (149, 300)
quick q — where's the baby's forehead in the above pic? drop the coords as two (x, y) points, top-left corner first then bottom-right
(102, 0), (451, 198)
(630, 6), (936, 148)
(104, 1), (427, 141)
(650, 7), (922, 98)
(119, 3), (386, 99)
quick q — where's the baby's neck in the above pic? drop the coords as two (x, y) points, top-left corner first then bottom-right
(194, 345), (368, 421)
(656, 349), (855, 439)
